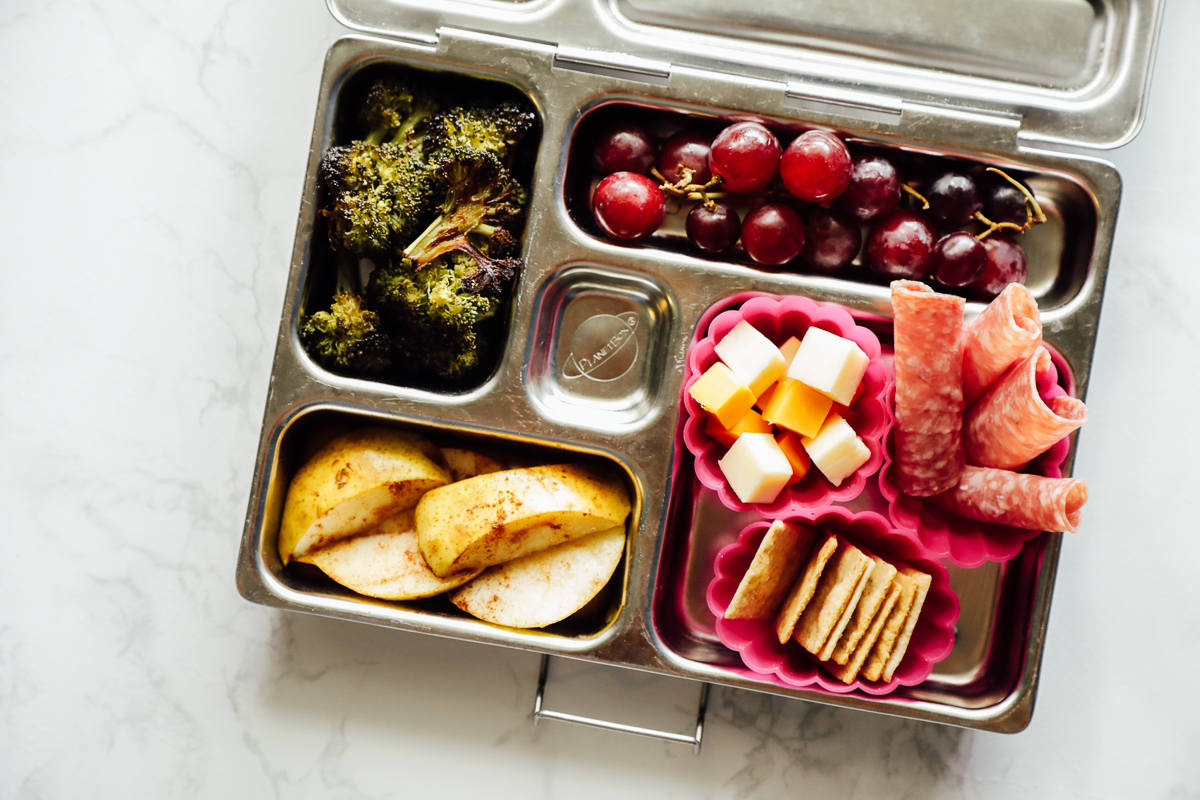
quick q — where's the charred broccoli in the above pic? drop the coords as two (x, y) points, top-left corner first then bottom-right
(300, 291), (393, 375)
(308, 73), (536, 385)
(366, 252), (501, 380)
(423, 102), (536, 162)
(402, 148), (526, 286)
(359, 78), (440, 146)
(319, 141), (437, 254)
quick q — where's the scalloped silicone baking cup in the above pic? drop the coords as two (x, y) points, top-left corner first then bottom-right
(879, 349), (1075, 567)
(682, 294), (890, 516)
(705, 506), (959, 696)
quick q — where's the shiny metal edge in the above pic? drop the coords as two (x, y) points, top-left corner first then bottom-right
(324, 0), (1165, 149)
(236, 32), (1118, 733)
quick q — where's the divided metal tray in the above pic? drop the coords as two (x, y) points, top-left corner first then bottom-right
(236, 26), (1125, 732)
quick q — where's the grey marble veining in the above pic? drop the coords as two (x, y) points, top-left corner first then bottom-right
(1, 0), (1198, 797)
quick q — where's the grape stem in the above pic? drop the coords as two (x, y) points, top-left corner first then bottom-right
(653, 166), (724, 206)
(902, 184), (930, 210)
(973, 212), (1024, 240)
(975, 168), (1047, 239)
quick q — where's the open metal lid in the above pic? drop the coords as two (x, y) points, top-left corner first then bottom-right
(327, 0), (1163, 150)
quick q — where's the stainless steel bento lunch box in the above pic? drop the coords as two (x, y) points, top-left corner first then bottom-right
(237, 0), (1164, 734)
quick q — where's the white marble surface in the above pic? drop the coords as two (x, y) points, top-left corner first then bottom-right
(2, 0), (1199, 796)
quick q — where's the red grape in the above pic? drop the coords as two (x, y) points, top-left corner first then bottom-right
(969, 235), (1028, 299)
(866, 210), (936, 280)
(685, 202), (741, 252)
(926, 172), (982, 227)
(708, 122), (781, 194)
(930, 231), (986, 287)
(741, 203), (805, 265)
(836, 156), (901, 222)
(799, 207), (861, 273)
(593, 122), (657, 176)
(592, 172), (666, 241)
(984, 181), (1030, 226)
(780, 130), (852, 203)
(658, 130), (712, 185)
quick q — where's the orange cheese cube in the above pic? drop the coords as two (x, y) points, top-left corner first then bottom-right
(755, 380), (780, 410)
(779, 336), (802, 371)
(705, 408), (772, 448)
(759, 378), (833, 438)
(689, 363), (756, 429)
(775, 429), (811, 486)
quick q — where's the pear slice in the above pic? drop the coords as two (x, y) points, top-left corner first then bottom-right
(278, 428), (450, 564)
(439, 448), (504, 482)
(449, 526), (626, 628)
(304, 510), (481, 600)
(415, 464), (631, 578)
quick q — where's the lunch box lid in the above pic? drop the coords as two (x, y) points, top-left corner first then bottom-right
(325, 0), (1164, 150)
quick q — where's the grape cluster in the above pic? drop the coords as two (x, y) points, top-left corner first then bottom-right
(588, 118), (1045, 300)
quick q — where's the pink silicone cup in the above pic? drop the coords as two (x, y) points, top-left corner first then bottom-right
(879, 347), (1076, 567)
(682, 294), (890, 517)
(705, 506), (959, 696)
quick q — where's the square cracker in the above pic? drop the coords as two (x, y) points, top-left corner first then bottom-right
(861, 570), (919, 682)
(725, 520), (817, 620)
(827, 580), (903, 684)
(881, 566), (932, 683)
(794, 539), (874, 656)
(831, 556), (899, 665)
(773, 533), (838, 644)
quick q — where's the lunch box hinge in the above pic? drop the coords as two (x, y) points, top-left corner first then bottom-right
(785, 82), (904, 126)
(899, 102), (1023, 151)
(437, 26), (557, 55)
(554, 47), (671, 86)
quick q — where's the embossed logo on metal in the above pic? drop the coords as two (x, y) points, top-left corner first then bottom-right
(563, 313), (639, 382)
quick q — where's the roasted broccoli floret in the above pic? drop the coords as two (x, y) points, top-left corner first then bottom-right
(423, 102), (535, 162)
(319, 141), (437, 254)
(366, 252), (500, 380)
(300, 291), (393, 374)
(402, 148), (526, 279)
(359, 78), (440, 146)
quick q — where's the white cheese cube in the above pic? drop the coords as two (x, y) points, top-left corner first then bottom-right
(718, 433), (793, 504)
(715, 321), (787, 397)
(787, 327), (869, 406)
(801, 414), (871, 487)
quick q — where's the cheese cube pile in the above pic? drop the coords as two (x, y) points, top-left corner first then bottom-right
(689, 319), (872, 503)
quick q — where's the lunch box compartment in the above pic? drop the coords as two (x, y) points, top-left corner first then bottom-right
(563, 100), (1100, 313)
(250, 403), (637, 642)
(296, 59), (544, 394)
(527, 263), (676, 430)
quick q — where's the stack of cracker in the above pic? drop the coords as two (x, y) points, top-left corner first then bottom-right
(724, 519), (932, 684)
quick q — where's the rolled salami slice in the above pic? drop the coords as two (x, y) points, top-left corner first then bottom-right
(965, 347), (1086, 470)
(932, 466), (1088, 533)
(961, 284), (1042, 407)
(891, 280), (965, 497)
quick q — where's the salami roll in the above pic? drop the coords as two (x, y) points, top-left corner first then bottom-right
(891, 280), (966, 497)
(932, 466), (1088, 533)
(961, 284), (1042, 407)
(964, 347), (1087, 470)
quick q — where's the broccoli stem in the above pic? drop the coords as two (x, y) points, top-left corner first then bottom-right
(389, 110), (432, 145)
(364, 127), (388, 147)
(334, 251), (359, 295)
(404, 212), (449, 263)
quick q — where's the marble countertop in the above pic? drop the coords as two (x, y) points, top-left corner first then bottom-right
(3, 0), (1198, 796)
